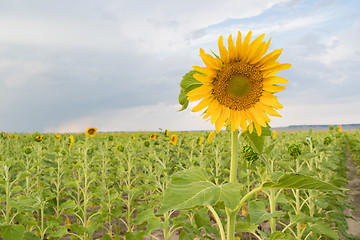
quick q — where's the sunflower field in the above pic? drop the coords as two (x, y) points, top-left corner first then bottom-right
(0, 128), (359, 240)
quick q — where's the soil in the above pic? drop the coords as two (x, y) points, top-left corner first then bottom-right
(344, 145), (360, 238)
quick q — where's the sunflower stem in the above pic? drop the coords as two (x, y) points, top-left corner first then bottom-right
(227, 129), (238, 240)
(229, 130), (238, 183)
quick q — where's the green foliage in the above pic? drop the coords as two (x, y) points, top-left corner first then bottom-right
(241, 124), (272, 155)
(240, 145), (259, 164)
(0, 130), (357, 239)
(288, 144), (302, 158)
(158, 168), (243, 214)
(178, 70), (203, 111)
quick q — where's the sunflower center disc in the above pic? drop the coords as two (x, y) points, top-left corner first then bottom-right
(213, 62), (263, 111)
(228, 74), (251, 98)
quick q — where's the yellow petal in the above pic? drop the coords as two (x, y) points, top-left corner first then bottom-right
(210, 101), (222, 124)
(193, 73), (212, 83)
(235, 31), (242, 59)
(192, 66), (215, 76)
(65, 216), (71, 229)
(245, 110), (254, 133)
(257, 102), (282, 117)
(263, 85), (286, 93)
(260, 92), (283, 109)
(200, 49), (223, 70)
(246, 33), (265, 62)
(254, 122), (262, 136)
(257, 48), (283, 67)
(263, 76), (289, 85)
(240, 31), (253, 58)
(218, 36), (229, 64)
(203, 100), (219, 119)
(228, 34), (236, 62)
(249, 42), (266, 64)
(239, 110), (248, 132)
(248, 120), (254, 133)
(187, 83), (212, 96)
(263, 63), (292, 78)
(215, 106), (230, 133)
(191, 96), (213, 112)
(248, 107), (267, 127)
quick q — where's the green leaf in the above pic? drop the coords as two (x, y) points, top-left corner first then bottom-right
(46, 227), (68, 239)
(23, 232), (41, 240)
(178, 70), (203, 111)
(158, 168), (243, 214)
(178, 89), (189, 112)
(60, 200), (76, 210)
(133, 208), (156, 225)
(157, 168), (218, 214)
(219, 182), (243, 210)
(235, 220), (258, 233)
(264, 143), (276, 155)
(0, 225), (25, 240)
(262, 173), (341, 191)
(124, 230), (147, 240)
(241, 124), (271, 155)
(269, 231), (296, 240)
(310, 222), (340, 239)
(248, 201), (284, 225)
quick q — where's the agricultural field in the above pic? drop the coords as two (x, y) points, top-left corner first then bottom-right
(0, 128), (359, 240)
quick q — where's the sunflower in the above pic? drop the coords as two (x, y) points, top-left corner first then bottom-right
(85, 127), (97, 137)
(69, 135), (74, 147)
(198, 136), (203, 146)
(336, 126), (342, 132)
(207, 131), (215, 143)
(150, 134), (157, 140)
(56, 134), (61, 141)
(164, 129), (169, 137)
(272, 129), (277, 139)
(187, 31), (291, 135)
(170, 134), (178, 145)
(35, 135), (43, 142)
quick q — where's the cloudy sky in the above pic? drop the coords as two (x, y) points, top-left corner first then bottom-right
(1, 0), (359, 133)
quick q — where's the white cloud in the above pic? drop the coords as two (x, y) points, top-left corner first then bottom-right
(315, 20), (360, 65)
(0, 0), (289, 53)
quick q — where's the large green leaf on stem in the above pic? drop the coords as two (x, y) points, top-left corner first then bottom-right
(269, 231), (296, 240)
(178, 70), (203, 111)
(241, 124), (272, 155)
(262, 173), (340, 191)
(248, 201), (284, 225)
(0, 225), (25, 240)
(158, 168), (243, 214)
(310, 222), (340, 239)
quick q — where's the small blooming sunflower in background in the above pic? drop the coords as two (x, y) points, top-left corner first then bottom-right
(170, 134), (178, 145)
(150, 134), (157, 140)
(35, 135), (43, 142)
(85, 127), (97, 137)
(272, 129), (277, 139)
(185, 31), (291, 135)
(56, 134), (61, 141)
(336, 126), (342, 132)
(164, 129), (169, 137)
(207, 131), (215, 143)
(69, 135), (74, 147)
(198, 136), (203, 146)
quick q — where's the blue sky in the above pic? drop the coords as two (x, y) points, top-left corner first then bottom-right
(0, 0), (359, 133)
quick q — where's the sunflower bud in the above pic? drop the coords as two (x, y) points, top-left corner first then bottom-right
(288, 144), (301, 158)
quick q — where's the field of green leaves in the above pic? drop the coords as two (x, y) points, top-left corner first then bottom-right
(0, 128), (359, 240)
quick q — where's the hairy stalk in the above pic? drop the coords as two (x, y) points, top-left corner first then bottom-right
(227, 129), (238, 240)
